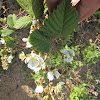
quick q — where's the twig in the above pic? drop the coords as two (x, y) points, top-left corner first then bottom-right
(97, 38), (100, 41)
(17, 10), (25, 17)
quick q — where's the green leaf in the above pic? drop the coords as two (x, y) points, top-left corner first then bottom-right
(4, 36), (11, 41)
(94, 11), (100, 16)
(75, 97), (79, 100)
(17, 0), (44, 19)
(4, 36), (16, 41)
(1, 29), (14, 37)
(43, 0), (80, 39)
(7, 14), (17, 29)
(14, 16), (32, 29)
(74, 87), (80, 92)
(28, 30), (50, 53)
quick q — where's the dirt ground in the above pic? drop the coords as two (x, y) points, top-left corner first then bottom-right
(0, 58), (37, 100)
(0, 0), (100, 100)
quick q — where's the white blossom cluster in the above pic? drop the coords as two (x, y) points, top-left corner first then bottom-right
(19, 51), (65, 94)
(18, 45), (75, 95)
(19, 51), (45, 73)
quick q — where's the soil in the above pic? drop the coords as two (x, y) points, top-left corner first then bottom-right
(0, 58), (37, 100)
(0, 0), (100, 100)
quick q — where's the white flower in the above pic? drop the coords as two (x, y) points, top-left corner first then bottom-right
(54, 70), (61, 79)
(55, 81), (65, 93)
(55, 85), (62, 93)
(62, 49), (70, 58)
(27, 52), (45, 73)
(19, 51), (25, 61)
(7, 55), (13, 63)
(22, 38), (32, 48)
(0, 38), (5, 44)
(47, 70), (60, 81)
(62, 48), (75, 62)
(22, 38), (28, 42)
(35, 85), (43, 93)
(26, 41), (32, 48)
(47, 71), (54, 81)
(32, 20), (37, 25)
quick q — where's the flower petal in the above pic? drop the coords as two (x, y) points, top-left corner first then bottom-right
(31, 51), (37, 57)
(63, 58), (68, 62)
(59, 81), (65, 85)
(26, 42), (32, 48)
(28, 60), (39, 70)
(55, 84), (62, 93)
(39, 57), (45, 69)
(67, 57), (73, 62)
(62, 49), (68, 55)
(22, 38), (28, 42)
(69, 49), (75, 56)
(7, 55), (13, 63)
(64, 57), (73, 62)
(54, 70), (61, 79)
(33, 67), (41, 73)
(66, 53), (70, 58)
(47, 72), (54, 81)
(35, 85), (43, 93)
